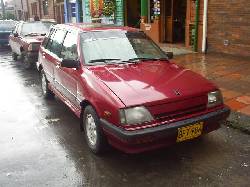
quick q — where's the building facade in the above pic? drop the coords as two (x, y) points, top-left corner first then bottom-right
(28, 0), (55, 21)
(140, 0), (207, 52)
(64, 0), (124, 25)
(207, 0), (250, 57)
(11, 0), (29, 20)
(63, 0), (205, 52)
(0, 0), (16, 19)
(55, 0), (64, 23)
(36, 0), (249, 57)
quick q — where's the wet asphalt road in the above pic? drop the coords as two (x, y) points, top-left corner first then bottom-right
(0, 47), (249, 187)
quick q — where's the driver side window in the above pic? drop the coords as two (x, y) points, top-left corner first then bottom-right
(61, 32), (78, 61)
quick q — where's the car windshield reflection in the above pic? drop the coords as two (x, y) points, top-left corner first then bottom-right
(80, 30), (168, 65)
(21, 22), (54, 36)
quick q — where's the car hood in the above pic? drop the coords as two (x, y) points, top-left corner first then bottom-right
(88, 61), (217, 107)
(23, 36), (45, 44)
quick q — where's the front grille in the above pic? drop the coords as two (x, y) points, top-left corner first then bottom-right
(147, 95), (208, 123)
(154, 104), (206, 122)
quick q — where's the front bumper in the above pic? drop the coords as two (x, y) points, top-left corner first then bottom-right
(101, 107), (230, 153)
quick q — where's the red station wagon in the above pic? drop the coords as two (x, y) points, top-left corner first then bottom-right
(38, 23), (230, 154)
(9, 21), (55, 69)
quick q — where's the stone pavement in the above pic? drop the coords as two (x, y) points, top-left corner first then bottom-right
(173, 53), (250, 134)
(160, 43), (194, 56)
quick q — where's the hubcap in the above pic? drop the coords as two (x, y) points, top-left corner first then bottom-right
(85, 114), (97, 146)
(41, 74), (47, 95)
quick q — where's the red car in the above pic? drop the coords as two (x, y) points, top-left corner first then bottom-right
(9, 21), (55, 69)
(38, 23), (230, 154)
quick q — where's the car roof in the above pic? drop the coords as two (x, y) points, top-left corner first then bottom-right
(54, 23), (139, 32)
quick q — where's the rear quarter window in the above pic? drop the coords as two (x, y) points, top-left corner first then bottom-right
(46, 29), (66, 57)
(42, 28), (54, 47)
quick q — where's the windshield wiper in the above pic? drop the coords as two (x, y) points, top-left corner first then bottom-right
(88, 58), (121, 64)
(25, 32), (43, 36)
(126, 57), (169, 63)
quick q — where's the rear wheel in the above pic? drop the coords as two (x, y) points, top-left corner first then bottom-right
(83, 105), (108, 154)
(12, 52), (18, 61)
(41, 70), (54, 99)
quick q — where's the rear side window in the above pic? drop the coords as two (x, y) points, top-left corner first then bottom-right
(47, 29), (66, 57)
(61, 32), (78, 60)
(45, 29), (56, 49)
(42, 28), (54, 47)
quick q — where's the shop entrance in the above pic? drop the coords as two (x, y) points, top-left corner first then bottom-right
(161, 0), (187, 43)
(125, 0), (141, 28)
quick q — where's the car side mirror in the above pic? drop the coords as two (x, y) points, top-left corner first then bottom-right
(13, 33), (18, 37)
(165, 52), (174, 59)
(61, 59), (80, 69)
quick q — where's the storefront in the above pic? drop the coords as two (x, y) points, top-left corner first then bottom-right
(63, 0), (205, 52)
(64, 0), (124, 25)
(64, 0), (142, 27)
(140, 0), (205, 52)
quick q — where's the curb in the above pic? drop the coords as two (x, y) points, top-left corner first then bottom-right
(223, 111), (250, 135)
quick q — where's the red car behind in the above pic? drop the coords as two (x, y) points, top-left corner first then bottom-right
(38, 23), (230, 154)
(9, 21), (54, 69)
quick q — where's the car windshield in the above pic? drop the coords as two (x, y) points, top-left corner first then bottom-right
(0, 21), (16, 31)
(21, 22), (54, 36)
(80, 30), (167, 64)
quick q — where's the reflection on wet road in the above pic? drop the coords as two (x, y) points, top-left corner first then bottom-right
(0, 48), (249, 186)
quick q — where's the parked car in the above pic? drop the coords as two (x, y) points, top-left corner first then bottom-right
(9, 21), (55, 69)
(38, 23), (230, 154)
(0, 20), (16, 46)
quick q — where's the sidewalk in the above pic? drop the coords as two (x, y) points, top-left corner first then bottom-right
(159, 43), (194, 56)
(173, 53), (250, 134)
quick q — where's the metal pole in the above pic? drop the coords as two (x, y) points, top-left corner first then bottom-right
(1, 0), (5, 19)
(202, 0), (208, 53)
(194, 0), (200, 52)
(141, 0), (148, 23)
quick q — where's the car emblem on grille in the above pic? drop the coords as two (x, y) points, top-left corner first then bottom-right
(174, 89), (181, 96)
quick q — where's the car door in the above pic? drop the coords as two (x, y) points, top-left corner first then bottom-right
(56, 31), (79, 108)
(39, 28), (56, 84)
(42, 28), (66, 89)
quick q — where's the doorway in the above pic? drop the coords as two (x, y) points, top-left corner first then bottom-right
(161, 0), (187, 43)
(125, 0), (141, 28)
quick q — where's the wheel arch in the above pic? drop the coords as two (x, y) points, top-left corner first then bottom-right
(79, 100), (99, 131)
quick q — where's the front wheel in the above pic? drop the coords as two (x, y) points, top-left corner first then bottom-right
(83, 105), (108, 154)
(41, 70), (54, 99)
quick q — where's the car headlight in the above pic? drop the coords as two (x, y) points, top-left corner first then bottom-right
(207, 90), (223, 108)
(119, 106), (154, 125)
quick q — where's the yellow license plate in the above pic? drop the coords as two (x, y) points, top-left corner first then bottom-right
(176, 122), (204, 142)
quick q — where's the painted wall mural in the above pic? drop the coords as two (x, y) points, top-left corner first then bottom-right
(83, 0), (124, 25)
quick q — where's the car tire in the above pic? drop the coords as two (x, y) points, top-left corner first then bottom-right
(12, 52), (18, 61)
(41, 70), (54, 99)
(83, 105), (108, 154)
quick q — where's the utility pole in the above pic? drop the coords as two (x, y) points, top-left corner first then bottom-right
(1, 0), (5, 19)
